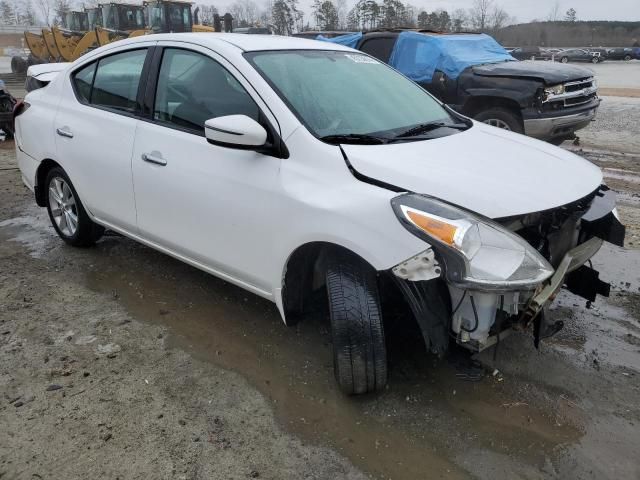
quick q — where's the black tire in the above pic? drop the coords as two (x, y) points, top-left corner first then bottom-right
(473, 107), (524, 134)
(560, 56), (569, 63)
(591, 56), (599, 64)
(45, 167), (104, 247)
(624, 55), (632, 61)
(326, 251), (387, 395)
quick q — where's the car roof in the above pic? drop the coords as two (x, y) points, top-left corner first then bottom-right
(116, 32), (353, 52)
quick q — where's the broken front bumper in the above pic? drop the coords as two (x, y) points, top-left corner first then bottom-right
(523, 100), (599, 141)
(393, 186), (625, 354)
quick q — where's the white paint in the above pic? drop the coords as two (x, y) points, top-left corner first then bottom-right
(13, 34), (614, 322)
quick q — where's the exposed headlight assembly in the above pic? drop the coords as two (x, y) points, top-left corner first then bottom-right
(544, 84), (565, 96)
(391, 194), (554, 290)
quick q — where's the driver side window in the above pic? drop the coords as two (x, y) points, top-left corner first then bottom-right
(153, 48), (260, 134)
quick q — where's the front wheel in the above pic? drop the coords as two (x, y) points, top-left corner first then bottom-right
(326, 252), (387, 395)
(560, 56), (569, 63)
(473, 107), (524, 134)
(591, 56), (599, 64)
(45, 167), (104, 247)
(624, 54), (632, 61)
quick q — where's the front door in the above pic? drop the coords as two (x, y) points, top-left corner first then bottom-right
(131, 45), (282, 292)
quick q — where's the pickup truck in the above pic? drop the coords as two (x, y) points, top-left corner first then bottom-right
(319, 30), (601, 145)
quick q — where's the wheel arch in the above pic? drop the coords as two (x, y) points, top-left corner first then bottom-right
(34, 158), (62, 207)
(462, 94), (524, 117)
(279, 241), (380, 326)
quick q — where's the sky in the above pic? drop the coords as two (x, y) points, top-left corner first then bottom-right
(206, 0), (640, 23)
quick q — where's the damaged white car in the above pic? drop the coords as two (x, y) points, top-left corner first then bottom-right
(14, 34), (625, 394)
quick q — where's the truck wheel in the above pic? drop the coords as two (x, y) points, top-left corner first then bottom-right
(45, 167), (104, 247)
(474, 108), (524, 134)
(560, 56), (569, 63)
(326, 251), (387, 395)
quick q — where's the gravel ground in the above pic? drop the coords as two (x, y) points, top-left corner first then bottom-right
(1, 54), (639, 480)
(1, 131), (640, 480)
(572, 96), (640, 154)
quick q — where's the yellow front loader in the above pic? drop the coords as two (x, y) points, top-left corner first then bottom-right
(42, 28), (61, 60)
(23, 31), (51, 62)
(144, 0), (214, 33)
(95, 2), (147, 46)
(52, 10), (101, 62)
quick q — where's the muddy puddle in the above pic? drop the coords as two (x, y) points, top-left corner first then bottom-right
(79, 236), (586, 479)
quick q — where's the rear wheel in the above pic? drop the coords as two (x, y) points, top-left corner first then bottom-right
(624, 54), (632, 61)
(473, 107), (524, 134)
(560, 56), (569, 63)
(326, 251), (387, 395)
(591, 56), (599, 64)
(45, 167), (104, 247)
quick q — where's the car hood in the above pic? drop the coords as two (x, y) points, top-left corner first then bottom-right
(472, 60), (593, 85)
(341, 123), (603, 219)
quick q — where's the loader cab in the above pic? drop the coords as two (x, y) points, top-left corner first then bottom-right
(101, 3), (146, 31)
(144, 0), (193, 33)
(64, 11), (89, 32)
(86, 7), (103, 29)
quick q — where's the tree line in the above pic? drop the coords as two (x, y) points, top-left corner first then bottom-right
(3, 0), (638, 47)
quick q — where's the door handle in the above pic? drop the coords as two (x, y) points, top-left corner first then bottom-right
(141, 152), (167, 166)
(56, 127), (73, 139)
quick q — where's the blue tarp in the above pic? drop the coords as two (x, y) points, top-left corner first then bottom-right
(316, 32), (362, 48)
(319, 31), (515, 83)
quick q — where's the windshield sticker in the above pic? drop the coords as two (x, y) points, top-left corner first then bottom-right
(344, 54), (378, 64)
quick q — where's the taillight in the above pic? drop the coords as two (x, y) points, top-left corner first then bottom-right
(13, 100), (30, 119)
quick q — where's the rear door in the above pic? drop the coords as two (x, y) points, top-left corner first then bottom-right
(54, 44), (154, 231)
(130, 43), (282, 292)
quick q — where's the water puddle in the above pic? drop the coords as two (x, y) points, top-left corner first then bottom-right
(80, 237), (582, 480)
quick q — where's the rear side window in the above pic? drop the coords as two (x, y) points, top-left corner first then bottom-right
(72, 49), (147, 112)
(92, 49), (147, 111)
(73, 62), (96, 102)
(359, 38), (396, 63)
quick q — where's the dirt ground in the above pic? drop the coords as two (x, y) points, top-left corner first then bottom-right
(1, 111), (640, 478)
(1, 139), (640, 480)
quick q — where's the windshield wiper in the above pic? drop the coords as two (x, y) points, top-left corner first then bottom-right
(319, 133), (388, 145)
(393, 122), (469, 139)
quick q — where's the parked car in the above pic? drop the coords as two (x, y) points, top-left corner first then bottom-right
(292, 31), (354, 39)
(587, 47), (609, 59)
(320, 31), (601, 144)
(606, 47), (634, 61)
(14, 33), (624, 394)
(556, 48), (602, 63)
(232, 26), (272, 34)
(0, 79), (16, 139)
(510, 46), (548, 61)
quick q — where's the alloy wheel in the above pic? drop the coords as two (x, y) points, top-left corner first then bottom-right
(482, 119), (512, 130)
(48, 176), (78, 237)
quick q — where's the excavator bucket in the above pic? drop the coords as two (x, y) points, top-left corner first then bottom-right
(95, 26), (129, 47)
(24, 31), (51, 62)
(52, 27), (85, 62)
(42, 29), (61, 60)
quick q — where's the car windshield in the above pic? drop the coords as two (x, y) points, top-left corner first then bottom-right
(245, 50), (458, 140)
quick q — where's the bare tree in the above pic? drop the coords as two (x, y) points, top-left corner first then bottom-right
(489, 6), (509, 32)
(469, 0), (492, 31)
(547, 0), (561, 22)
(34, 0), (52, 26)
(450, 8), (467, 32)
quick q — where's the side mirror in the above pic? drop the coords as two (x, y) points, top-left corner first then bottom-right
(204, 115), (267, 150)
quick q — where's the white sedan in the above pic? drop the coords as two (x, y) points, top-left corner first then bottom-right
(14, 33), (624, 394)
